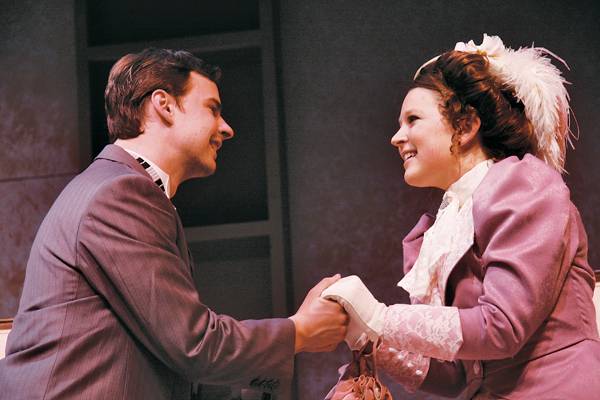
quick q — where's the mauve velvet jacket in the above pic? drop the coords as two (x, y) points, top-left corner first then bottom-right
(403, 155), (600, 399)
(0, 145), (295, 399)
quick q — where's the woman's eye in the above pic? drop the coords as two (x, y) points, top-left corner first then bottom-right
(407, 115), (419, 124)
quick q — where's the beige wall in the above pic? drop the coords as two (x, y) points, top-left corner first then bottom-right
(0, 0), (79, 317)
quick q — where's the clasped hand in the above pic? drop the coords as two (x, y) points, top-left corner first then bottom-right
(321, 275), (387, 350)
(289, 274), (349, 353)
(289, 274), (387, 353)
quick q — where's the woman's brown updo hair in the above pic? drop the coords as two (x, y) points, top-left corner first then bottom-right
(413, 51), (536, 160)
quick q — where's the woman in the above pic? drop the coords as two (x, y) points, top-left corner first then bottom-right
(323, 34), (600, 399)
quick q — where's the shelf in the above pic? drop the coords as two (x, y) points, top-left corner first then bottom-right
(86, 0), (260, 47)
(172, 47), (268, 227)
(0, 319), (12, 330)
(86, 30), (261, 61)
(184, 221), (270, 242)
(189, 236), (272, 319)
(78, 0), (290, 327)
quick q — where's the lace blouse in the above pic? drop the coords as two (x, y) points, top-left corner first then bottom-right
(377, 160), (492, 392)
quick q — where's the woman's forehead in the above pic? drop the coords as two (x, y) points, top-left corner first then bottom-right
(401, 88), (441, 114)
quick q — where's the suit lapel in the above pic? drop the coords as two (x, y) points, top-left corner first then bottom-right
(97, 145), (195, 276)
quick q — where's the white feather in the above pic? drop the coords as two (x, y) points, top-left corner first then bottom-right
(488, 43), (571, 172)
(416, 34), (574, 173)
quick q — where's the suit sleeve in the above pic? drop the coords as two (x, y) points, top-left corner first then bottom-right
(75, 174), (294, 390)
(458, 156), (574, 360)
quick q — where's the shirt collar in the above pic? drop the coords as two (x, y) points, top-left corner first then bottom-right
(122, 149), (172, 199)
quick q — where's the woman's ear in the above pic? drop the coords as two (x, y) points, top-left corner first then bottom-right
(458, 113), (481, 149)
(149, 89), (176, 126)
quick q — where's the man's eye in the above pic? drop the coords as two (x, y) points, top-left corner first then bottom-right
(407, 115), (419, 123)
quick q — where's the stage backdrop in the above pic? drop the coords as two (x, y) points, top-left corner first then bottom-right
(1, 1), (599, 399)
(276, 1), (600, 399)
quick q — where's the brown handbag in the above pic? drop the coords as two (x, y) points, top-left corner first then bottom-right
(324, 342), (393, 400)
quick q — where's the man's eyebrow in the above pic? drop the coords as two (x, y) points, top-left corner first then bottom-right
(206, 98), (222, 112)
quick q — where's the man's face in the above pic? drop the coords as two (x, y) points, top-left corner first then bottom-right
(171, 72), (234, 179)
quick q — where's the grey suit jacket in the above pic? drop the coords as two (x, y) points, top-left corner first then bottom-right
(0, 145), (295, 399)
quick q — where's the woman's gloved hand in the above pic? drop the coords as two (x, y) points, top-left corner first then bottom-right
(321, 275), (387, 350)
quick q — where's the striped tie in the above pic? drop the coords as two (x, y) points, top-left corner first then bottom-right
(135, 157), (165, 194)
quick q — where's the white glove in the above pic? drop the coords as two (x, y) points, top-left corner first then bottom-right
(321, 275), (387, 350)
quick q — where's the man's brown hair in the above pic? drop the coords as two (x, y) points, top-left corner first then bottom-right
(104, 48), (221, 141)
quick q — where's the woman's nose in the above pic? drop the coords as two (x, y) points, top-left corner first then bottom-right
(390, 127), (407, 147)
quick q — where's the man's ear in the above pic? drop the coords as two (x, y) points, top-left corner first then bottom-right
(149, 89), (176, 126)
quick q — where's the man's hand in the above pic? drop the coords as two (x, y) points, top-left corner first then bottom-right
(289, 274), (349, 353)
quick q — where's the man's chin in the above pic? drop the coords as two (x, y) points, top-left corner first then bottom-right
(197, 162), (217, 178)
(182, 163), (216, 182)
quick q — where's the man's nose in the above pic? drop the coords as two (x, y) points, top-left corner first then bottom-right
(220, 118), (234, 140)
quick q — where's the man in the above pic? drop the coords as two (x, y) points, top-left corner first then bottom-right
(0, 48), (347, 399)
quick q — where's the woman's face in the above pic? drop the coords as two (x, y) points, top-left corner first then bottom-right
(391, 87), (459, 190)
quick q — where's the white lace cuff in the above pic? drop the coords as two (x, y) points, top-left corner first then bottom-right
(383, 304), (463, 361)
(376, 343), (430, 393)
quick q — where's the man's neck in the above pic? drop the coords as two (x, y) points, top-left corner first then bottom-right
(114, 138), (182, 196)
